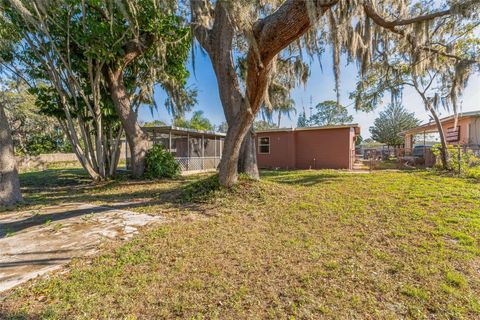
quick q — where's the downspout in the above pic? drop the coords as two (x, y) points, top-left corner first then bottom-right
(292, 129), (297, 169)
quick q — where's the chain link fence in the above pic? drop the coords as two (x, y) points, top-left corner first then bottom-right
(437, 146), (480, 177)
(361, 145), (480, 177)
(175, 157), (221, 172)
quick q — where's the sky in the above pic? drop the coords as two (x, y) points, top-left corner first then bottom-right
(139, 44), (480, 139)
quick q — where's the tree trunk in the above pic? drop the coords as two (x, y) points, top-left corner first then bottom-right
(191, 2), (263, 184)
(278, 112), (282, 127)
(58, 119), (103, 181)
(238, 128), (259, 179)
(429, 107), (450, 170)
(219, 112), (257, 186)
(104, 67), (149, 178)
(192, 0), (334, 187)
(0, 103), (22, 207)
(109, 127), (124, 177)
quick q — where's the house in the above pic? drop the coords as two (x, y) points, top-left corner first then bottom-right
(255, 124), (360, 170)
(402, 111), (480, 150)
(124, 126), (225, 172)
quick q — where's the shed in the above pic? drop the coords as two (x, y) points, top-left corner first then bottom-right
(255, 124), (360, 170)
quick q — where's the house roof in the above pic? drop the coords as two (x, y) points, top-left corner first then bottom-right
(141, 123), (361, 138)
(401, 110), (480, 135)
(142, 125), (226, 138)
(256, 124), (360, 135)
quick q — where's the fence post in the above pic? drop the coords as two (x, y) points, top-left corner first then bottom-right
(125, 139), (129, 170)
(458, 146), (461, 175)
(214, 136), (217, 168)
(187, 133), (190, 171)
(201, 134), (205, 170)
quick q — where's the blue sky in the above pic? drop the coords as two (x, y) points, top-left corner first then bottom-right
(139, 44), (480, 139)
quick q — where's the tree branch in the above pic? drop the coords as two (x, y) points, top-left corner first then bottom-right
(252, 0), (338, 65)
(190, 0), (214, 52)
(245, 0), (338, 114)
(85, 3), (111, 21)
(363, 0), (477, 63)
(123, 33), (155, 67)
(370, 7), (451, 28)
(190, 0), (243, 123)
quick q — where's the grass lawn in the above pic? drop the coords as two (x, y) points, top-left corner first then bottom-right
(1, 169), (480, 319)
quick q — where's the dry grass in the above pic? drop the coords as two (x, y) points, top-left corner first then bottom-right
(1, 169), (480, 319)
(1, 168), (213, 219)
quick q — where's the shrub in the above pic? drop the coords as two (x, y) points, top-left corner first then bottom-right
(432, 144), (480, 177)
(466, 167), (480, 179)
(144, 145), (180, 179)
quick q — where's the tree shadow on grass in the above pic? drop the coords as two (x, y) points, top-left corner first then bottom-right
(1, 168), (384, 239)
(0, 310), (39, 320)
(0, 171), (240, 318)
(19, 168), (92, 190)
(260, 170), (345, 186)
(1, 170), (221, 237)
(1, 204), (140, 238)
(13, 169), (348, 213)
(9, 168), (208, 209)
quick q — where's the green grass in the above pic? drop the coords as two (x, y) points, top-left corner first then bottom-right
(2, 168), (210, 218)
(1, 169), (479, 319)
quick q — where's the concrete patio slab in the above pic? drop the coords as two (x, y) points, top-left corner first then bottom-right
(0, 203), (164, 293)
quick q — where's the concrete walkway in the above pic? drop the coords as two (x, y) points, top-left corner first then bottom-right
(0, 203), (163, 293)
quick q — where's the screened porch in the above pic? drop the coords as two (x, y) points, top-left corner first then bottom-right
(124, 126), (225, 172)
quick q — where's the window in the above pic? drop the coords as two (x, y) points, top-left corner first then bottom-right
(258, 137), (270, 154)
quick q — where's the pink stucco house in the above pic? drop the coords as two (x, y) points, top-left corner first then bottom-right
(255, 124), (361, 170)
(403, 111), (480, 149)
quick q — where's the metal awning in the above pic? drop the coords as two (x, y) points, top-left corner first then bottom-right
(142, 125), (226, 139)
(401, 123), (440, 136)
(401, 110), (480, 136)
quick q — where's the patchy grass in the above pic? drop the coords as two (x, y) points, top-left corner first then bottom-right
(180, 174), (221, 203)
(1, 169), (479, 319)
(445, 270), (467, 288)
(375, 159), (401, 170)
(1, 168), (212, 218)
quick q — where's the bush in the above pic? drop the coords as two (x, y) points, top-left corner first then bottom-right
(20, 132), (72, 156)
(432, 144), (480, 177)
(144, 145), (180, 179)
(25, 135), (57, 155)
(466, 166), (480, 179)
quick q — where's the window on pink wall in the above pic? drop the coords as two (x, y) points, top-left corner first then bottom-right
(258, 137), (270, 154)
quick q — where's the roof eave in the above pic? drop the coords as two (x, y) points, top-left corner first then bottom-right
(255, 124), (360, 134)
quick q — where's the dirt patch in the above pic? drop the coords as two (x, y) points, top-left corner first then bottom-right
(0, 203), (164, 293)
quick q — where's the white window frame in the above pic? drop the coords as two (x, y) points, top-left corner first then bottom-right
(258, 136), (270, 154)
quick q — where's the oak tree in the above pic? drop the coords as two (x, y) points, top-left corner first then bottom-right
(191, 0), (478, 186)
